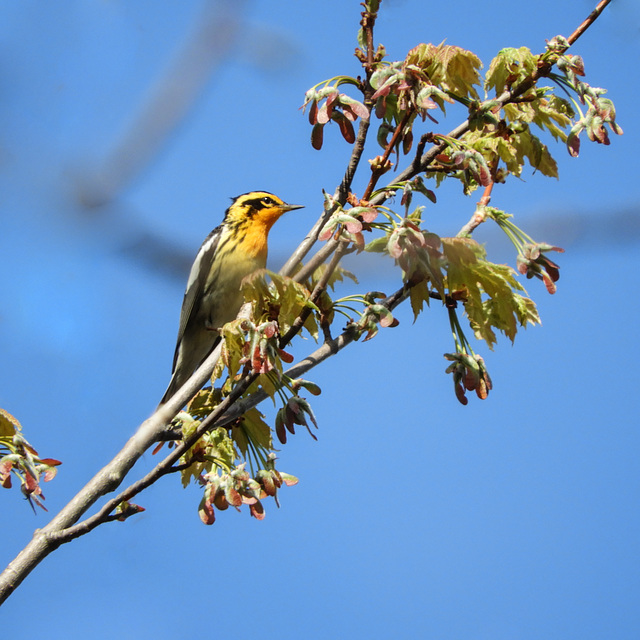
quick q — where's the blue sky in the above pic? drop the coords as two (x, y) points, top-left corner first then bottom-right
(1, 1), (639, 638)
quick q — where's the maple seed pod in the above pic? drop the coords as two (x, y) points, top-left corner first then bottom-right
(198, 498), (215, 525)
(308, 99), (318, 125)
(256, 470), (277, 497)
(213, 487), (230, 511)
(455, 382), (468, 405)
(311, 123), (324, 150)
(285, 401), (301, 431)
(333, 112), (356, 144)
(279, 349), (294, 363)
(250, 501), (266, 520)
(464, 367), (478, 391)
(325, 90), (340, 117)
(294, 379), (322, 396)
(340, 95), (369, 120)
(476, 377), (489, 400)
(275, 408), (287, 445)
(402, 130), (413, 155)
(223, 483), (242, 508)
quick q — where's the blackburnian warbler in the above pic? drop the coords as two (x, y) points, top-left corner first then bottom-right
(159, 191), (303, 406)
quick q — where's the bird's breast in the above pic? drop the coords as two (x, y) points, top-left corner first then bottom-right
(202, 243), (266, 330)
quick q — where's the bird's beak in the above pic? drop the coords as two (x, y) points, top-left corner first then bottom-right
(280, 203), (304, 212)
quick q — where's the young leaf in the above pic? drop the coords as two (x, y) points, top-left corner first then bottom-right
(232, 409), (272, 458)
(442, 237), (540, 348)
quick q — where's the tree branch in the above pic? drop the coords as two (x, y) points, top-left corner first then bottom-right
(55, 368), (260, 544)
(279, 4), (377, 278)
(78, 0), (245, 208)
(0, 337), (227, 604)
(280, 114), (371, 279)
(457, 180), (495, 238)
(362, 111), (412, 201)
(291, 236), (341, 283)
(567, 0), (612, 46)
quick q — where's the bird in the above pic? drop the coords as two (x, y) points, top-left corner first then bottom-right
(159, 191), (304, 407)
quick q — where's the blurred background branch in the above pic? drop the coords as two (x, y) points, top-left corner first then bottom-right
(77, 0), (246, 209)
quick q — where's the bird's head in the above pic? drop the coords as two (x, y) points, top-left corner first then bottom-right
(225, 191), (304, 231)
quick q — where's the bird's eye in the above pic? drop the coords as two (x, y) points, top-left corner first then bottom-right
(261, 197), (275, 206)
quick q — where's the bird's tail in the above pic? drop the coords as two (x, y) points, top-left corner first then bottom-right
(157, 370), (186, 408)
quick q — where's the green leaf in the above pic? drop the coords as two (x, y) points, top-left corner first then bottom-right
(464, 123), (558, 179)
(187, 388), (220, 420)
(405, 42), (482, 101)
(179, 426), (236, 488)
(409, 279), (433, 321)
(442, 237), (540, 348)
(219, 320), (247, 382)
(364, 236), (389, 253)
(0, 408), (21, 438)
(232, 408), (272, 457)
(242, 271), (319, 340)
(485, 47), (538, 95)
(513, 128), (558, 178)
(532, 93), (574, 140)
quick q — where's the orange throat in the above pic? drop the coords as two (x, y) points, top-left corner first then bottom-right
(238, 215), (279, 260)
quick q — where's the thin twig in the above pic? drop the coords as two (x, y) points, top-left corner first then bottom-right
(362, 112), (412, 201)
(291, 236), (340, 283)
(279, 115), (371, 279)
(457, 180), (495, 238)
(280, 241), (351, 346)
(370, 121), (471, 205)
(567, 0), (613, 45)
(278, 204), (337, 279)
(280, 4), (377, 278)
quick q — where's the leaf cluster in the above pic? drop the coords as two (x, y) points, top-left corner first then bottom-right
(441, 237), (540, 347)
(198, 454), (298, 525)
(0, 408), (61, 511)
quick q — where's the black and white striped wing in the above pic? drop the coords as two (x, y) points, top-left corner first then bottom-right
(171, 225), (222, 372)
